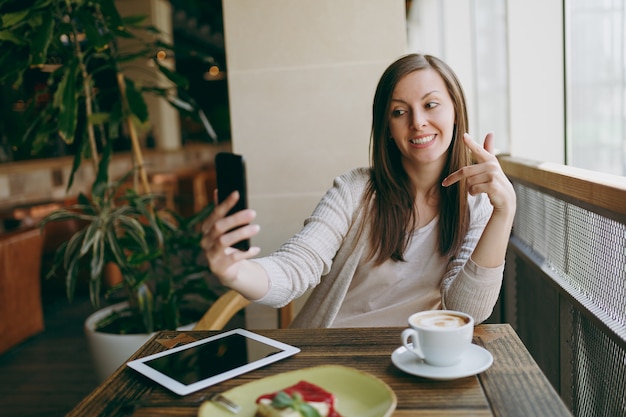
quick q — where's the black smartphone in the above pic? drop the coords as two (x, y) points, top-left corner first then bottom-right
(215, 152), (250, 250)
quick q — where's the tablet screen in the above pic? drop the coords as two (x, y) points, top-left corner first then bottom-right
(127, 329), (300, 395)
(145, 333), (282, 384)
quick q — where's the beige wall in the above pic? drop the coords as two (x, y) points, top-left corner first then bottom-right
(223, 0), (408, 253)
(222, 0), (407, 327)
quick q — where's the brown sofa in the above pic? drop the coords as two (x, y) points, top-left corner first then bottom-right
(0, 226), (44, 354)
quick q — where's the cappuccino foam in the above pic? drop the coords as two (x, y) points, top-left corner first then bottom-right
(413, 312), (469, 329)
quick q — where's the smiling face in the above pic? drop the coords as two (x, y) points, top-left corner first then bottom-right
(388, 68), (456, 175)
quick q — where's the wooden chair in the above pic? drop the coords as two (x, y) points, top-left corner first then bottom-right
(193, 290), (251, 331)
(0, 227), (44, 354)
(192, 290), (294, 330)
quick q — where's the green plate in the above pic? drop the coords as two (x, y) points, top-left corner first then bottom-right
(198, 365), (397, 417)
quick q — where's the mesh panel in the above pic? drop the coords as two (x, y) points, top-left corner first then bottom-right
(572, 309), (626, 417)
(513, 183), (626, 328)
(513, 182), (626, 417)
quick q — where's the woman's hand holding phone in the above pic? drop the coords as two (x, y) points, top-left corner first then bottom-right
(200, 190), (264, 294)
(201, 153), (269, 299)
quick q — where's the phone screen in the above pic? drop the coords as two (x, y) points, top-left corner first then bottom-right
(215, 152), (250, 250)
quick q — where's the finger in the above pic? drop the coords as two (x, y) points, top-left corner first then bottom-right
(207, 191), (241, 223)
(220, 223), (260, 249)
(202, 190), (238, 234)
(464, 171), (495, 194)
(201, 222), (260, 257)
(462, 132), (481, 153)
(210, 209), (257, 240)
(483, 132), (495, 154)
(442, 168), (464, 187)
(442, 166), (466, 187)
(442, 158), (492, 187)
(201, 201), (254, 239)
(443, 133), (497, 187)
(462, 133), (491, 163)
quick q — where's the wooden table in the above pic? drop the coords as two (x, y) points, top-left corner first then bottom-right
(67, 324), (573, 417)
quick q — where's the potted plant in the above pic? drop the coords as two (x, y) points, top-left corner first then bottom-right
(40, 149), (219, 379)
(0, 0), (222, 379)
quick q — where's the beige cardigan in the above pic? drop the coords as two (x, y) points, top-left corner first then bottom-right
(253, 168), (504, 328)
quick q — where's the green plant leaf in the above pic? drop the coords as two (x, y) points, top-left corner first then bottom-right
(120, 14), (148, 27)
(186, 203), (215, 229)
(55, 62), (80, 144)
(116, 215), (148, 252)
(79, 223), (100, 256)
(135, 283), (154, 333)
(67, 140), (89, 191)
(77, 8), (108, 50)
(64, 229), (86, 271)
(107, 228), (127, 267)
(109, 27), (134, 39)
(100, 0), (125, 30)
(29, 11), (54, 65)
(155, 60), (189, 90)
(88, 112), (111, 125)
(1, 10), (30, 28)
(0, 30), (26, 44)
(65, 256), (80, 303)
(123, 77), (149, 122)
(142, 24), (160, 35)
(92, 144), (112, 199)
(46, 241), (67, 281)
(90, 232), (105, 282)
(31, 125), (57, 155)
(89, 271), (102, 309)
(39, 209), (86, 230)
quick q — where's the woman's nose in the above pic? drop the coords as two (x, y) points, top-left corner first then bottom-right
(411, 110), (426, 129)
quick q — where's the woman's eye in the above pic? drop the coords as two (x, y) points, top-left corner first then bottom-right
(425, 102), (439, 109)
(391, 109), (406, 117)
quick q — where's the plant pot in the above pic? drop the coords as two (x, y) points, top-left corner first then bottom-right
(84, 302), (194, 382)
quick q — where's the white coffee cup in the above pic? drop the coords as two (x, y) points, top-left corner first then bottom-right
(401, 310), (474, 367)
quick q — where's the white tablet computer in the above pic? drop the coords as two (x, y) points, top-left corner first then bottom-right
(127, 328), (300, 395)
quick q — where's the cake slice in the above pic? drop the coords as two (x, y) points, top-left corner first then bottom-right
(255, 380), (342, 417)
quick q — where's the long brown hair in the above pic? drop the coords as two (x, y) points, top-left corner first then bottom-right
(363, 53), (472, 264)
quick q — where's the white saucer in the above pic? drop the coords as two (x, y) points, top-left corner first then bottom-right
(391, 344), (493, 380)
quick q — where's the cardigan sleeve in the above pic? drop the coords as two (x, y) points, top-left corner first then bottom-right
(251, 168), (369, 308)
(440, 194), (505, 323)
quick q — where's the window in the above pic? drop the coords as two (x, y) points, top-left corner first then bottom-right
(566, 0), (626, 176)
(472, 0), (510, 153)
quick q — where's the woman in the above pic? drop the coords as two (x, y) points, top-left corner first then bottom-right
(201, 53), (516, 328)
